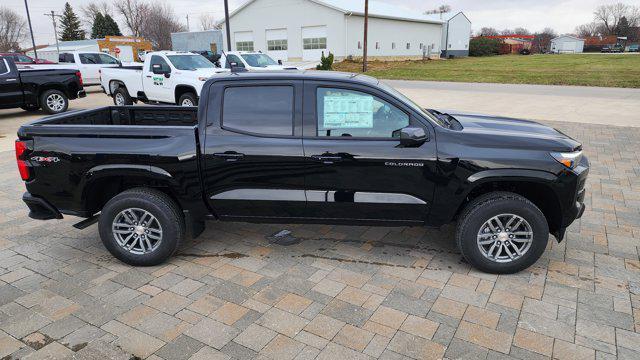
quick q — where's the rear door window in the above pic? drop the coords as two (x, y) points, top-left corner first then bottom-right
(222, 86), (294, 136)
(0, 59), (9, 75)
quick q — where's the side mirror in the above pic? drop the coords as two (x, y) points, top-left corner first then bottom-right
(117, 60), (122, 67)
(399, 127), (427, 147)
(278, 59), (283, 65)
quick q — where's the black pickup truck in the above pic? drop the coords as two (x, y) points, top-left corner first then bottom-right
(16, 71), (588, 273)
(0, 56), (85, 114)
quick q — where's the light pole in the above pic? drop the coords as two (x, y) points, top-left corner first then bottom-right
(24, 0), (38, 59)
(363, 0), (369, 72)
(224, 0), (231, 51)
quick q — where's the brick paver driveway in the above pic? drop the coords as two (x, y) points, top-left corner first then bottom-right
(0, 121), (638, 360)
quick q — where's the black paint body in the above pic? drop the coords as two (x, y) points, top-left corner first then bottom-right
(0, 57), (85, 110)
(17, 71), (588, 240)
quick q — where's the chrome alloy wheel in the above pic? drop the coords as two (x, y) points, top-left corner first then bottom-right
(477, 214), (533, 263)
(115, 92), (126, 105)
(112, 208), (163, 255)
(181, 98), (194, 106)
(46, 93), (66, 112)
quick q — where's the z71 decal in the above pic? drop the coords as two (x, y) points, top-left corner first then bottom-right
(31, 156), (60, 163)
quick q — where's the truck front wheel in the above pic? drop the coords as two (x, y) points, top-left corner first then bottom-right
(40, 89), (69, 114)
(178, 92), (198, 107)
(455, 192), (549, 274)
(98, 188), (185, 266)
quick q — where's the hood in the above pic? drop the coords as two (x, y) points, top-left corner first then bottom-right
(442, 110), (582, 152)
(176, 68), (230, 78)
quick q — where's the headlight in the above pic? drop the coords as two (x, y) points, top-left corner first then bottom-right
(550, 150), (583, 169)
(198, 77), (209, 81)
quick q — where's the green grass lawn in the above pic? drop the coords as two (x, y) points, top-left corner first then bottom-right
(333, 54), (640, 88)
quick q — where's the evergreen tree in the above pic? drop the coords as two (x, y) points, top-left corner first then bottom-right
(616, 16), (630, 38)
(59, 2), (85, 41)
(91, 13), (106, 39)
(103, 14), (122, 36)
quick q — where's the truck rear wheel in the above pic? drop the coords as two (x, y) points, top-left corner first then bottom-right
(455, 192), (549, 274)
(98, 188), (185, 266)
(113, 87), (133, 106)
(40, 89), (69, 114)
(178, 92), (198, 107)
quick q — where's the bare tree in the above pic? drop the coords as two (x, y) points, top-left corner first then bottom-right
(140, 3), (185, 49)
(513, 27), (531, 35)
(82, 1), (113, 21)
(575, 21), (600, 37)
(499, 29), (513, 35)
(532, 28), (557, 53)
(200, 13), (218, 30)
(593, 3), (633, 35)
(425, 4), (451, 15)
(114, 0), (149, 37)
(0, 7), (26, 52)
(478, 27), (499, 36)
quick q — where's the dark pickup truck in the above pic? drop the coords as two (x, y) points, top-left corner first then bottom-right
(16, 71), (588, 273)
(0, 56), (85, 114)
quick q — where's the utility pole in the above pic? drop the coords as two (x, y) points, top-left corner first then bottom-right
(24, 0), (38, 59)
(186, 14), (190, 31)
(224, 0), (231, 51)
(362, 0), (369, 72)
(44, 11), (62, 58)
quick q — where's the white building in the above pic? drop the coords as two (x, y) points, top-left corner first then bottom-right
(27, 40), (100, 63)
(218, 0), (471, 62)
(550, 36), (585, 54)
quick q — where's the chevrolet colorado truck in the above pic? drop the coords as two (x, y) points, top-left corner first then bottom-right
(100, 51), (228, 107)
(0, 56), (85, 114)
(16, 71), (588, 274)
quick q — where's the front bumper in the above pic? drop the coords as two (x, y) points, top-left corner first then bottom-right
(23, 192), (62, 220)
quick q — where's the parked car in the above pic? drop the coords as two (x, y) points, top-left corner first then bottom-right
(17, 71), (589, 274)
(601, 44), (624, 53)
(628, 44), (639, 52)
(220, 51), (298, 70)
(0, 53), (55, 65)
(100, 51), (229, 107)
(58, 51), (140, 86)
(0, 56), (85, 114)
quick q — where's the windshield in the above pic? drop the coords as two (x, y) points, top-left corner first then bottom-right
(378, 82), (449, 128)
(167, 55), (215, 70)
(240, 54), (278, 67)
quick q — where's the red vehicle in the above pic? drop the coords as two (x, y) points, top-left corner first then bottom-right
(0, 53), (55, 65)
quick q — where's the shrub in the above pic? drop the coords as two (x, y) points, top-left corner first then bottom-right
(469, 37), (502, 57)
(316, 52), (334, 70)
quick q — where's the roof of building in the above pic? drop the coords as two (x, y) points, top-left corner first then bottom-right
(551, 35), (585, 42)
(221, 0), (447, 25)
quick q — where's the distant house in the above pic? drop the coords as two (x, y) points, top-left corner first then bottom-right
(550, 35), (584, 54)
(477, 35), (534, 54)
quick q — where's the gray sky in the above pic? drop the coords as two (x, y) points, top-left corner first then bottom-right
(7, 0), (639, 47)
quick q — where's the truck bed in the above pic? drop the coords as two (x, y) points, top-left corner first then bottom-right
(23, 106), (198, 127)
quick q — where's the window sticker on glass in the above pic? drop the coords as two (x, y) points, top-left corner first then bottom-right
(323, 93), (374, 129)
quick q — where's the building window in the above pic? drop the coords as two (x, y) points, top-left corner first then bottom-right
(448, 44), (452, 48)
(406, 43), (411, 50)
(267, 39), (288, 51)
(420, 43), (424, 49)
(236, 41), (254, 51)
(358, 41), (361, 49)
(392, 42), (396, 49)
(375, 42), (380, 49)
(303, 37), (326, 50)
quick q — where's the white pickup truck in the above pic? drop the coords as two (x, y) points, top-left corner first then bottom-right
(219, 51), (298, 71)
(58, 51), (140, 86)
(100, 51), (228, 106)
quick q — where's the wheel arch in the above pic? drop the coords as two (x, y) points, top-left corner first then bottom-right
(457, 170), (563, 239)
(174, 85), (197, 104)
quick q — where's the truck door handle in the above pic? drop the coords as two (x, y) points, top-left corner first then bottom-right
(5, 78), (17, 82)
(145, 75), (152, 78)
(214, 152), (245, 161)
(311, 155), (343, 164)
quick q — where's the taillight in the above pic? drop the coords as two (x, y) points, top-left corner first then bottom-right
(76, 71), (83, 86)
(15, 140), (31, 181)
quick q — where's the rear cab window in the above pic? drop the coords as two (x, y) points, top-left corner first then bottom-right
(222, 86), (294, 136)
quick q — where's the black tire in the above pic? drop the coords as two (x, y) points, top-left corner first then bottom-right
(112, 86), (133, 106)
(455, 192), (549, 274)
(98, 188), (185, 266)
(40, 89), (69, 114)
(21, 104), (40, 112)
(178, 92), (198, 107)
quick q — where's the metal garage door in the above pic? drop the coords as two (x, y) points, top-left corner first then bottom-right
(266, 29), (288, 62)
(234, 31), (254, 51)
(302, 26), (327, 61)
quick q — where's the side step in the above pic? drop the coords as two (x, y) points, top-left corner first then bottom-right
(73, 215), (99, 229)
